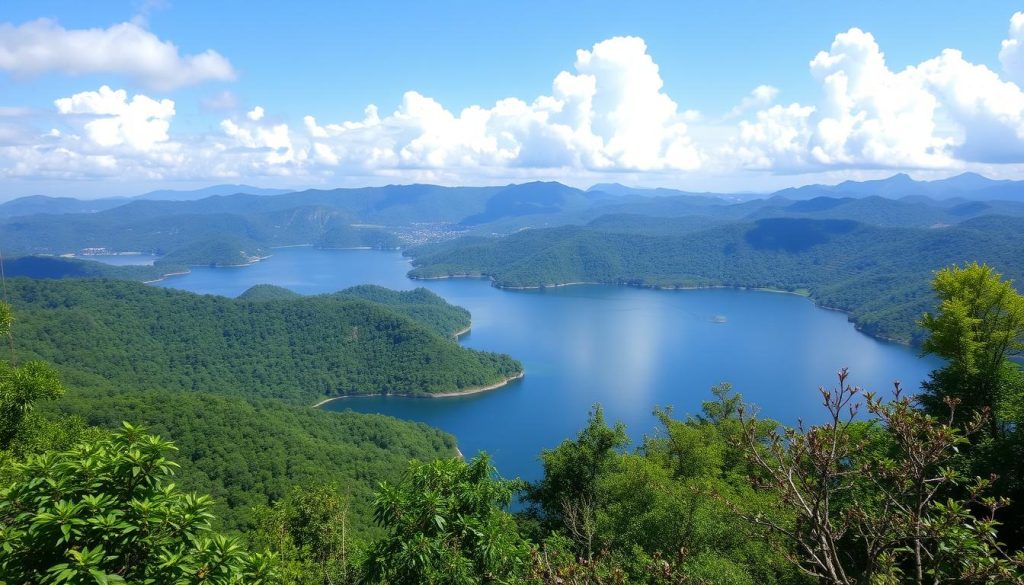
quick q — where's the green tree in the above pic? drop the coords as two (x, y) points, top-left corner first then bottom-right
(739, 369), (1024, 584)
(525, 392), (797, 585)
(919, 263), (1024, 547)
(251, 484), (354, 584)
(524, 405), (629, 543)
(361, 454), (532, 584)
(0, 301), (65, 450)
(919, 262), (1024, 435)
(0, 422), (277, 583)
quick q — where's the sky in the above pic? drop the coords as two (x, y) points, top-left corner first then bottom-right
(3, 1), (1024, 199)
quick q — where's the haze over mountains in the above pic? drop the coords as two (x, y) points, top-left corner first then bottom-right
(4, 170), (1024, 347)
(4, 172), (1022, 221)
(0, 184), (291, 218)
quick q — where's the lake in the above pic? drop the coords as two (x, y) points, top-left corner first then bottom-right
(153, 247), (941, 481)
(75, 254), (159, 266)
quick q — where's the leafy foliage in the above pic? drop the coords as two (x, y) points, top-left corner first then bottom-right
(408, 216), (1024, 343)
(236, 284), (303, 301)
(1, 255), (174, 282)
(250, 484), (357, 585)
(44, 387), (457, 533)
(5, 278), (521, 403)
(522, 395), (800, 584)
(920, 263), (1024, 427)
(0, 423), (277, 584)
(0, 301), (66, 451)
(155, 236), (267, 267)
(738, 369), (1024, 584)
(362, 455), (533, 584)
(919, 263), (1024, 549)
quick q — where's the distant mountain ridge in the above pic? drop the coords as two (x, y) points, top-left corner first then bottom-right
(135, 184), (292, 201)
(0, 184), (294, 218)
(770, 172), (1024, 201)
(4, 173), (1024, 222)
(4, 174), (1024, 263)
(0, 195), (130, 217)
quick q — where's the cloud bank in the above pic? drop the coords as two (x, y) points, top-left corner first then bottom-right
(0, 19), (236, 90)
(6, 14), (1024, 187)
(727, 24), (1024, 172)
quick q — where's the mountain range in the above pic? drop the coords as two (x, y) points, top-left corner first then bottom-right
(4, 173), (1024, 220)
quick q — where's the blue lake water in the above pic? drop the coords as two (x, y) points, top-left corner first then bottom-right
(79, 254), (158, 266)
(154, 247), (941, 481)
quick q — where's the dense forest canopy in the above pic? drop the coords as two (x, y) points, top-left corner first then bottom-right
(3, 173), (1024, 581)
(40, 388), (456, 533)
(3, 278), (521, 403)
(408, 216), (1024, 343)
(5, 176), (1024, 270)
(2, 259), (1023, 583)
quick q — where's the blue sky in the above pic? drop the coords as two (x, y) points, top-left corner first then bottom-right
(2, 1), (1024, 198)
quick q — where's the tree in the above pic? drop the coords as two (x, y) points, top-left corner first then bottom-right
(919, 263), (1024, 548)
(0, 422), (277, 583)
(919, 262), (1024, 436)
(739, 369), (1024, 584)
(524, 394), (798, 585)
(524, 405), (629, 542)
(362, 454), (532, 584)
(251, 484), (354, 584)
(0, 301), (65, 450)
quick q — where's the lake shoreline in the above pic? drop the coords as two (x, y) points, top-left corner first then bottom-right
(311, 371), (525, 408)
(148, 250), (911, 347)
(409, 273), (912, 346)
(141, 254), (272, 284)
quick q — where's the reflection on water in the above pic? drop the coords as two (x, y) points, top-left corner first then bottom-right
(155, 247), (941, 481)
(79, 254), (159, 266)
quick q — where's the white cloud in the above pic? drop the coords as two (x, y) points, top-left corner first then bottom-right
(54, 85), (175, 151)
(729, 23), (1024, 171)
(300, 36), (702, 175)
(1000, 12), (1024, 83)
(723, 85), (779, 120)
(10, 19), (1024, 188)
(916, 49), (1024, 163)
(0, 19), (236, 90)
(219, 112), (300, 170)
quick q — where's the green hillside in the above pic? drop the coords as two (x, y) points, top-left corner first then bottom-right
(408, 216), (1024, 343)
(5, 278), (521, 403)
(41, 388), (457, 534)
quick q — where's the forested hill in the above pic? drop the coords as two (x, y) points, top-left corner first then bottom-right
(40, 387), (456, 533)
(5, 278), (522, 403)
(3, 255), (173, 281)
(0, 205), (398, 261)
(408, 215), (1024, 343)
(239, 283), (472, 337)
(6, 178), (1024, 271)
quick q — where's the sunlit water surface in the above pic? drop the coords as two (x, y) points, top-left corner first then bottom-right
(153, 247), (940, 480)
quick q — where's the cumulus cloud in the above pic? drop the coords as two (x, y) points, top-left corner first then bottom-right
(0, 19), (236, 90)
(723, 85), (779, 120)
(300, 37), (702, 175)
(918, 49), (1024, 163)
(11, 18), (1024, 187)
(219, 110), (301, 173)
(999, 12), (1024, 83)
(729, 23), (1024, 171)
(0, 86), (189, 180)
(54, 86), (175, 151)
